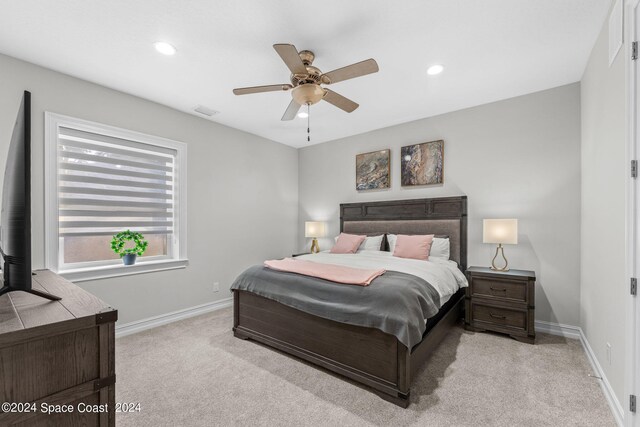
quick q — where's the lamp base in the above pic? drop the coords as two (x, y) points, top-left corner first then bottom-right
(490, 244), (509, 271)
(310, 238), (320, 254)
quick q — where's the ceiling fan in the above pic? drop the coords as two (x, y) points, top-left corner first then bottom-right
(233, 44), (379, 121)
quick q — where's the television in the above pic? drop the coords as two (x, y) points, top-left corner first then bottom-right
(0, 91), (59, 300)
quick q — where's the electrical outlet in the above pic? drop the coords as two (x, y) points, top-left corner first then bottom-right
(606, 343), (612, 365)
(213, 282), (220, 292)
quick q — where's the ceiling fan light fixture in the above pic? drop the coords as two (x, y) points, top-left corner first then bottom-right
(297, 111), (309, 118)
(154, 41), (177, 56)
(292, 84), (325, 106)
(427, 64), (444, 75)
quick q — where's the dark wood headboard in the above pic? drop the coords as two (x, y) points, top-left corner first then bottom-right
(339, 196), (467, 271)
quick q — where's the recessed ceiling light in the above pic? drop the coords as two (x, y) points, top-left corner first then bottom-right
(154, 41), (176, 56)
(297, 111), (309, 118)
(427, 64), (444, 76)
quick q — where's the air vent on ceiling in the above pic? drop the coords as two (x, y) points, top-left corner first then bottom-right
(193, 105), (219, 117)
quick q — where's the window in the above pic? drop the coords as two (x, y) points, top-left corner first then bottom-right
(45, 113), (187, 281)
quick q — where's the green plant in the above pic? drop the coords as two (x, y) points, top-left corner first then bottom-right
(110, 230), (148, 257)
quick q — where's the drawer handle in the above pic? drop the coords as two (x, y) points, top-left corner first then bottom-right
(489, 313), (507, 320)
(490, 287), (507, 292)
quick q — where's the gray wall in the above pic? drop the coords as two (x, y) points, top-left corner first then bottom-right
(580, 14), (626, 404)
(0, 53), (299, 324)
(298, 83), (582, 326)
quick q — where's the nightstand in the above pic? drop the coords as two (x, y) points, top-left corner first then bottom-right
(465, 266), (536, 344)
(292, 252), (311, 257)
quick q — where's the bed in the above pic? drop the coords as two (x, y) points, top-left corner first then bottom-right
(232, 196), (468, 407)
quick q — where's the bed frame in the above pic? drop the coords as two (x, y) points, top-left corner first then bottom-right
(233, 196), (467, 407)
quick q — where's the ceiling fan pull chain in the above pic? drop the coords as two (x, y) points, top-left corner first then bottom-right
(307, 103), (311, 142)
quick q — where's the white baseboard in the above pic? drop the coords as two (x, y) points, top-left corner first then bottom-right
(535, 320), (624, 426)
(115, 297), (232, 338)
(578, 328), (625, 426)
(534, 320), (582, 340)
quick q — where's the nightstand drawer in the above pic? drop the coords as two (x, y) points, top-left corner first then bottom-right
(472, 304), (526, 330)
(471, 277), (526, 302)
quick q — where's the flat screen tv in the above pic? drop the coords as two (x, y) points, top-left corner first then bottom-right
(0, 91), (59, 300)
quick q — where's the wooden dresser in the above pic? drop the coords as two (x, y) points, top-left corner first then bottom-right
(465, 266), (536, 344)
(0, 270), (117, 426)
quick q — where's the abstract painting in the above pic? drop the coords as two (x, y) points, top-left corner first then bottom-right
(356, 149), (390, 191)
(401, 140), (444, 186)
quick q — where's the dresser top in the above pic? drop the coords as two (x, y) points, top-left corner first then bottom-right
(0, 269), (116, 336)
(466, 266), (536, 279)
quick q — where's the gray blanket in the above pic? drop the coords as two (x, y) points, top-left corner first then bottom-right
(230, 265), (442, 348)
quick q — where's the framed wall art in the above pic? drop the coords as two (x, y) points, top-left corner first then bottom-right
(356, 149), (390, 191)
(400, 140), (444, 186)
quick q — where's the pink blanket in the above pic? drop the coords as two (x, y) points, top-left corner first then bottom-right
(263, 258), (385, 286)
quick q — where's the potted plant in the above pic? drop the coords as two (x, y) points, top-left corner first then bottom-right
(110, 230), (148, 265)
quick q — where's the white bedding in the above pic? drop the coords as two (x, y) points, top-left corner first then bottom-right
(297, 250), (468, 307)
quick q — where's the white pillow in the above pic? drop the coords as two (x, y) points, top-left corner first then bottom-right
(359, 235), (384, 252)
(430, 237), (450, 260)
(386, 234), (449, 260)
(334, 234), (384, 252)
(386, 234), (398, 252)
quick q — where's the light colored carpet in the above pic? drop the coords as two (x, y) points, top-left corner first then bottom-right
(116, 307), (615, 427)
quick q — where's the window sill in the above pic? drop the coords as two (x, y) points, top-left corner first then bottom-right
(59, 259), (189, 282)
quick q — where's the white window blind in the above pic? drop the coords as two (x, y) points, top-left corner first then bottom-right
(57, 126), (176, 238)
(45, 113), (187, 281)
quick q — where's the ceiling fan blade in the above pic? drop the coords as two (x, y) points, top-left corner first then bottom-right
(233, 84), (292, 95)
(321, 59), (379, 84)
(273, 44), (307, 75)
(281, 99), (301, 121)
(323, 89), (359, 113)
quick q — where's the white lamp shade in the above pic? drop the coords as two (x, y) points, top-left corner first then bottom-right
(305, 221), (326, 238)
(483, 219), (518, 245)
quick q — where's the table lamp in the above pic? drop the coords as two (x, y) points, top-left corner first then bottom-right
(305, 221), (326, 254)
(483, 219), (518, 271)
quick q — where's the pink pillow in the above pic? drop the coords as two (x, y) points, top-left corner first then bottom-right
(393, 234), (434, 261)
(330, 233), (366, 254)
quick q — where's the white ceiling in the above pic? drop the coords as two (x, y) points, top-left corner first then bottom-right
(0, 0), (609, 148)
